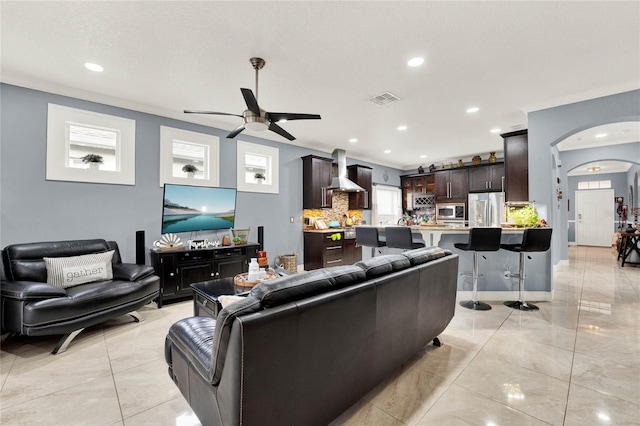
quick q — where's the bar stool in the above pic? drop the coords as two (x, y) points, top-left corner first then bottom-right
(501, 227), (553, 311)
(455, 227), (502, 310)
(384, 226), (426, 250)
(355, 226), (386, 257)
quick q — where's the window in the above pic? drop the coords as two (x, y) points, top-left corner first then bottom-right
(578, 180), (611, 190)
(236, 141), (279, 193)
(373, 185), (402, 225)
(160, 126), (220, 187)
(46, 104), (136, 185)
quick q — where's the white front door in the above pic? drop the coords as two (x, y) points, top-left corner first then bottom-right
(576, 189), (615, 247)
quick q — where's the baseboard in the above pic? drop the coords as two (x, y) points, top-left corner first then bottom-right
(457, 290), (553, 302)
(568, 242), (577, 246)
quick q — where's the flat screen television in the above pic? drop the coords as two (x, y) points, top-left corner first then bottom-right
(161, 184), (237, 234)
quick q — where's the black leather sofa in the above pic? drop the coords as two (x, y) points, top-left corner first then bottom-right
(1, 239), (160, 354)
(165, 247), (459, 425)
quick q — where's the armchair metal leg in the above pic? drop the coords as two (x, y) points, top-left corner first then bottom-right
(128, 310), (143, 322)
(52, 328), (84, 354)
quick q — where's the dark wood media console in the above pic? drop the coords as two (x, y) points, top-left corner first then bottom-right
(150, 243), (259, 307)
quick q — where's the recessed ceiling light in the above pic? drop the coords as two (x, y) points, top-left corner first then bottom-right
(349, 138), (358, 143)
(407, 57), (424, 67)
(84, 62), (103, 72)
(420, 155), (427, 159)
(384, 150), (391, 154)
(490, 128), (501, 133)
(466, 107), (479, 113)
(397, 125), (407, 131)
(621, 129), (630, 133)
(595, 133), (607, 138)
(587, 166), (601, 172)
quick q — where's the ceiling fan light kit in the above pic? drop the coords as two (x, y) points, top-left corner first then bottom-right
(184, 57), (321, 141)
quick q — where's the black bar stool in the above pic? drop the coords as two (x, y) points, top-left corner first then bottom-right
(384, 226), (426, 250)
(501, 227), (553, 311)
(455, 227), (502, 310)
(355, 226), (386, 257)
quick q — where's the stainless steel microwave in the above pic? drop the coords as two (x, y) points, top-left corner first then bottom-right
(436, 203), (465, 221)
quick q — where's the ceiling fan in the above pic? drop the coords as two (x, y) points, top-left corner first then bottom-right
(184, 57), (321, 141)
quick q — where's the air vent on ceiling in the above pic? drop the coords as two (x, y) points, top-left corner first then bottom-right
(369, 92), (400, 106)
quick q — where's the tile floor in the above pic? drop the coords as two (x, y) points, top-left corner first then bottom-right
(1, 246), (639, 425)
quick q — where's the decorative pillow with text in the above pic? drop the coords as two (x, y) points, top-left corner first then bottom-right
(44, 250), (114, 288)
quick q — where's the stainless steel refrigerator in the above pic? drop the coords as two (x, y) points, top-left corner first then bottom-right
(468, 192), (505, 228)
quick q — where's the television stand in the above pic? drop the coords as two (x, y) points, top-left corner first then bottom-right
(150, 243), (259, 307)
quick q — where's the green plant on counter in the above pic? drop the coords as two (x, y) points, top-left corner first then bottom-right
(508, 206), (539, 228)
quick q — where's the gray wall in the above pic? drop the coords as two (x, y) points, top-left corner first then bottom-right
(528, 89), (640, 264)
(0, 83), (404, 263)
(566, 171), (629, 242)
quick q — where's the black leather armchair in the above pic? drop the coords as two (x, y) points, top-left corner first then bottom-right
(1, 239), (160, 354)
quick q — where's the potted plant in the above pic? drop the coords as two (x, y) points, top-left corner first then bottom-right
(182, 164), (198, 178)
(81, 154), (103, 170)
(254, 172), (266, 183)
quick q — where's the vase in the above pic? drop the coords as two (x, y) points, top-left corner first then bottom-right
(187, 172), (195, 178)
(489, 152), (497, 163)
(89, 162), (100, 171)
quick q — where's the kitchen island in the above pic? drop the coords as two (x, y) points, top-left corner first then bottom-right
(378, 225), (553, 302)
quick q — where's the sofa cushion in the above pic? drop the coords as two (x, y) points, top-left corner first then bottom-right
(44, 251), (114, 288)
(4, 239), (112, 282)
(23, 274), (159, 326)
(324, 265), (366, 289)
(402, 246), (447, 266)
(355, 256), (394, 278)
(250, 269), (336, 308)
(210, 296), (262, 384)
(385, 254), (412, 271)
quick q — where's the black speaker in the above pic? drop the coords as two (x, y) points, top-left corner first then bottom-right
(257, 226), (264, 251)
(135, 230), (145, 265)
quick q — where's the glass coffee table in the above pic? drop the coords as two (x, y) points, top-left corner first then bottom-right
(191, 277), (249, 318)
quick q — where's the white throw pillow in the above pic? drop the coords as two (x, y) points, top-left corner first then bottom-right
(218, 295), (246, 309)
(44, 250), (115, 288)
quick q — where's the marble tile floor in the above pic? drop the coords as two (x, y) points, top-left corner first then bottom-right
(1, 246), (638, 425)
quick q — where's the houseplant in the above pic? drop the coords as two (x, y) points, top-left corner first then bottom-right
(254, 172), (266, 183)
(182, 164), (198, 178)
(81, 154), (103, 170)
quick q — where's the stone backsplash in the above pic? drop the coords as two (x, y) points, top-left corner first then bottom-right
(303, 191), (362, 226)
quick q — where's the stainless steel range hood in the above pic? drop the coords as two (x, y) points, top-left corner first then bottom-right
(327, 149), (365, 192)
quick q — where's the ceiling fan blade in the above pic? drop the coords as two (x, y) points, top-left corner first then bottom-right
(268, 122), (295, 141)
(241, 88), (261, 115)
(184, 110), (243, 117)
(227, 125), (246, 139)
(267, 112), (321, 122)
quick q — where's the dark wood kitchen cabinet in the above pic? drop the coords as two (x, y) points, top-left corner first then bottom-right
(435, 168), (468, 202)
(304, 231), (344, 270)
(347, 164), (372, 209)
(502, 130), (529, 201)
(468, 163), (505, 192)
(343, 239), (362, 264)
(302, 155), (333, 209)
